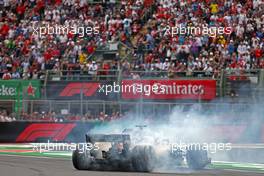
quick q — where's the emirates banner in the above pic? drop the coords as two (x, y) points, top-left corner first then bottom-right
(46, 80), (216, 100)
(121, 80), (216, 100)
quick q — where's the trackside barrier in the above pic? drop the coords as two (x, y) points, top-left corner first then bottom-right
(0, 122), (264, 143)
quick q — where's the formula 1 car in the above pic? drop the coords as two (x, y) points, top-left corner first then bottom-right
(72, 132), (211, 172)
(72, 134), (156, 172)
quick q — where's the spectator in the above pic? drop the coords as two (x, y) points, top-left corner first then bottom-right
(2, 70), (11, 80)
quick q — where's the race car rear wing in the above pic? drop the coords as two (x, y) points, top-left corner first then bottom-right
(86, 134), (131, 143)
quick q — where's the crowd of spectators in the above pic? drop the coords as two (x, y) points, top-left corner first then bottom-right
(0, 0), (263, 81)
(0, 110), (16, 122)
(19, 111), (124, 122)
(0, 0), (152, 80)
(127, 0), (264, 79)
(0, 105), (252, 123)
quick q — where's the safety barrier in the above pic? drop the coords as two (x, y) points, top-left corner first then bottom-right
(0, 122), (264, 143)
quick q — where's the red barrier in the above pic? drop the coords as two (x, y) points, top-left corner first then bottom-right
(121, 80), (216, 100)
(0, 122), (263, 143)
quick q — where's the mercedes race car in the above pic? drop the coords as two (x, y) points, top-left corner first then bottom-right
(72, 134), (156, 171)
(72, 130), (211, 172)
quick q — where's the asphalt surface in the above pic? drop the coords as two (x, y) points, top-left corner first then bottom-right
(0, 155), (263, 176)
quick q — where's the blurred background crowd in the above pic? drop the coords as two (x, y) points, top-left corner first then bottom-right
(0, 0), (262, 80)
(0, 109), (124, 122)
(129, 0), (264, 79)
(0, 0), (150, 79)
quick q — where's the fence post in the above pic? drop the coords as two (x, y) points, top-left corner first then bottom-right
(259, 69), (264, 87)
(219, 69), (225, 97)
(80, 83), (84, 116)
(103, 102), (106, 115)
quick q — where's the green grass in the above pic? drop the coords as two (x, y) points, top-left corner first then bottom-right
(0, 151), (71, 159)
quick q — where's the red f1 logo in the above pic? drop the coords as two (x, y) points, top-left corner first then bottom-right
(59, 83), (100, 97)
(16, 123), (76, 142)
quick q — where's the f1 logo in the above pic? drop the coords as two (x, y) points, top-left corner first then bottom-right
(16, 123), (76, 142)
(59, 83), (100, 97)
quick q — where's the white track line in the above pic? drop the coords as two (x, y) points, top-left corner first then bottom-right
(0, 154), (70, 160)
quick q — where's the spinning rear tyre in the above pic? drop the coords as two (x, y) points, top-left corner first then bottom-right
(186, 148), (210, 170)
(131, 146), (156, 172)
(72, 148), (91, 170)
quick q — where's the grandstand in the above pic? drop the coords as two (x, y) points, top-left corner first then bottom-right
(0, 0), (263, 122)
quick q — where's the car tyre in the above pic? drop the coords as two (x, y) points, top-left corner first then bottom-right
(186, 147), (210, 170)
(72, 148), (91, 170)
(131, 145), (156, 172)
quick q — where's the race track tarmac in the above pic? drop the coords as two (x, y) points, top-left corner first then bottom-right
(0, 154), (263, 176)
